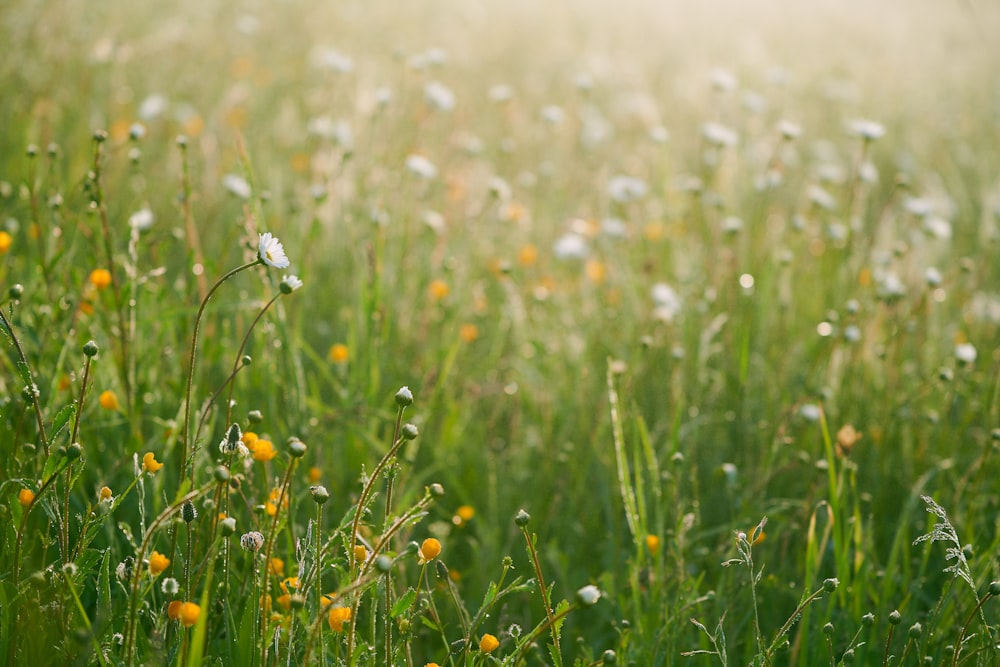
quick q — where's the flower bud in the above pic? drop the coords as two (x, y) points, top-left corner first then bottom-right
(375, 555), (393, 573)
(220, 517), (237, 535)
(908, 622), (922, 638)
(83, 340), (99, 357)
(514, 509), (531, 527)
(395, 386), (413, 407)
(214, 466), (231, 483)
(288, 437), (307, 458)
(989, 581), (1000, 597)
(429, 483), (445, 497)
(602, 649), (617, 664)
(576, 584), (601, 607)
(888, 610), (901, 625)
(181, 501), (198, 523)
(401, 423), (419, 440)
(9, 284), (23, 299)
(822, 578), (839, 593)
(248, 410), (263, 423)
(66, 442), (83, 460)
(311, 485), (330, 504)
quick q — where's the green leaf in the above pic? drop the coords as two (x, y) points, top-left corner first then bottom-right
(390, 588), (417, 618)
(48, 403), (77, 446)
(97, 548), (112, 631)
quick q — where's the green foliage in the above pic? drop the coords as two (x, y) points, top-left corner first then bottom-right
(2, 0), (1000, 664)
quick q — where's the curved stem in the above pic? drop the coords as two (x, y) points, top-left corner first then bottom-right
(193, 291), (280, 446)
(952, 591), (995, 667)
(179, 260), (259, 489)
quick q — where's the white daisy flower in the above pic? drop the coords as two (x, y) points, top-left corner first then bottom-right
(258, 232), (290, 269)
(280, 274), (303, 294)
(955, 343), (977, 364)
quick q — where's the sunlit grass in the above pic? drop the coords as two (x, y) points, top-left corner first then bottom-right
(1, 0), (999, 664)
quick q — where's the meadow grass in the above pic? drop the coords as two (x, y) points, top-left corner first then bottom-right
(1, 0), (1000, 664)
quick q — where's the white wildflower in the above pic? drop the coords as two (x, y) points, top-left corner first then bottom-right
(257, 232), (290, 269)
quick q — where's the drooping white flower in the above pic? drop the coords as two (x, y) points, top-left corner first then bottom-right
(280, 274), (303, 293)
(258, 232), (290, 269)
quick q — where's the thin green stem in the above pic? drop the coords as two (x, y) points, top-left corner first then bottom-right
(952, 591), (995, 667)
(259, 455), (299, 667)
(0, 307), (49, 455)
(520, 525), (561, 659)
(179, 259), (259, 490)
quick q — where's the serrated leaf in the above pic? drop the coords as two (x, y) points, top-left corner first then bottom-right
(48, 403), (77, 446)
(390, 588), (417, 618)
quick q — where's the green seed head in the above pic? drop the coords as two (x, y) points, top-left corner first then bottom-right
(288, 437), (307, 458)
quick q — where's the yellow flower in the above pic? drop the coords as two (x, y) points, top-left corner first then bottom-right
(425, 664), (442, 667)
(18, 488), (34, 507)
(418, 538), (441, 563)
(242, 431), (259, 451)
(428, 279), (450, 301)
(328, 606), (351, 632)
(99, 486), (113, 501)
(98, 389), (119, 410)
(280, 577), (299, 594)
(328, 343), (349, 363)
(308, 466), (322, 483)
(479, 633), (499, 653)
(148, 551), (170, 576)
(269, 557), (284, 576)
(459, 324), (479, 343)
(836, 424), (863, 458)
(453, 505), (474, 526)
(252, 439), (276, 462)
(354, 545), (368, 563)
(260, 594), (273, 614)
(645, 534), (661, 553)
(277, 594), (291, 611)
(142, 452), (164, 473)
(518, 244), (538, 267)
(89, 268), (113, 290)
(179, 602), (200, 628)
(58, 375), (72, 391)
(167, 600), (183, 620)
(0, 230), (12, 253)
(585, 259), (606, 284)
